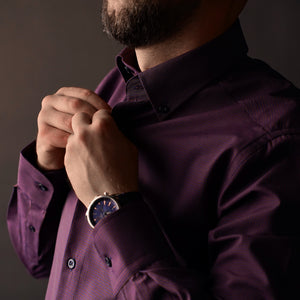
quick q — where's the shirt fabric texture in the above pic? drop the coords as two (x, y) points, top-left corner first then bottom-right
(7, 20), (300, 299)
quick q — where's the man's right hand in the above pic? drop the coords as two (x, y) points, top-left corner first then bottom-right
(36, 87), (111, 171)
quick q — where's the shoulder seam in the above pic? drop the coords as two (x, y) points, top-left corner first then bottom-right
(218, 80), (272, 137)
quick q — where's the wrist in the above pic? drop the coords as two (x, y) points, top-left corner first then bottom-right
(85, 191), (142, 228)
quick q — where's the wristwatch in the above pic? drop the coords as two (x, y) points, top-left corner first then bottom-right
(85, 191), (141, 228)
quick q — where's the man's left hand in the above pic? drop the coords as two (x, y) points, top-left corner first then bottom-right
(64, 89), (139, 208)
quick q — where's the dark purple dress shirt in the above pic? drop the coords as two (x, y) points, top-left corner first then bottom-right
(7, 21), (300, 299)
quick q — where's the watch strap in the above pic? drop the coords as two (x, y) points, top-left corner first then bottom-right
(110, 191), (142, 207)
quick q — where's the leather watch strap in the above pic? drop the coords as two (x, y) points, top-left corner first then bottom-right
(111, 191), (142, 207)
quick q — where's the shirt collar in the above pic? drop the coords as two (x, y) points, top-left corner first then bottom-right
(116, 19), (248, 121)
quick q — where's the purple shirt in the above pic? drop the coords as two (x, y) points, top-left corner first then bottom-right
(7, 21), (300, 299)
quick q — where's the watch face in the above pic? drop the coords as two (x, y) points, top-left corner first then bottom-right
(91, 196), (119, 225)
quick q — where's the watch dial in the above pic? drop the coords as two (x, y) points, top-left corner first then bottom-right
(92, 197), (119, 224)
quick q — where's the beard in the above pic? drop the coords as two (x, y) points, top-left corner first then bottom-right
(101, 0), (201, 48)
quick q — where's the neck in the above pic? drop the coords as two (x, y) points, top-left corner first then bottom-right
(135, 2), (245, 72)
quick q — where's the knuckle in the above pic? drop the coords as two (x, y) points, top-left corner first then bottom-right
(81, 89), (93, 98)
(95, 109), (110, 118)
(69, 98), (82, 111)
(41, 95), (51, 108)
(56, 87), (67, 94)
(95, 115), (110, 132)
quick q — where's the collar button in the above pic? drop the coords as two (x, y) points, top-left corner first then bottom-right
(35, 182), (48, 192)
(124, 66), (133, 75)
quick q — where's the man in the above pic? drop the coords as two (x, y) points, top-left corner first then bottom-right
(7, 0), (300, 299)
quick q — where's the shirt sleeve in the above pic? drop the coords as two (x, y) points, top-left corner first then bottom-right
(92, 199), (207, 299)
(209, 133), (300, 299)
(7, 142), (70, 279)
(92, 132), (300, 300)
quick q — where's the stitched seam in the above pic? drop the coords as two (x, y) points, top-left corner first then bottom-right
(218, 79), (272, 136)
(230, 132), (300, 180)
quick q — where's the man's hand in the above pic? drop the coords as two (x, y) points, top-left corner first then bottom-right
(65, 109), (139, 208)
(36, 87), (110, 170)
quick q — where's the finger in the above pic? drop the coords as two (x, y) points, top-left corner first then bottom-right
(91, 109), (116, 134)
(55, 87), (111, 112)
(42, 94), (97, 117)
(71, 112), (92, 134)
(38, 125), (70, 148)
(38, 107), (73, 134)
(92, 109), (112, 124)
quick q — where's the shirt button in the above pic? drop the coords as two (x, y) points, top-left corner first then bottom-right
(124, 66), (133, 76)
(104, 256), (112, 268)
(157, 105), (170, 114)
(67, 258), (76, 270)
(36, 182), (48, 192)
(29, 225), (36, 232)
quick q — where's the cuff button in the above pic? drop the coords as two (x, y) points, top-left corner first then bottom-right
(67, 258), (76, 270)
(29, 225), (36, 232)
(104, 256), (112, 268)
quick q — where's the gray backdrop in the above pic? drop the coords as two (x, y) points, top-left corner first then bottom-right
(1, 0), (299, 299)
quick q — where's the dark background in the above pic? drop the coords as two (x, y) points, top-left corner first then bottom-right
(1, 0), (299, 298)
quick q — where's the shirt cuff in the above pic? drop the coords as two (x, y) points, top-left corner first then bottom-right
(18, 141), (68, 210)
(92, 199), (178, 296)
